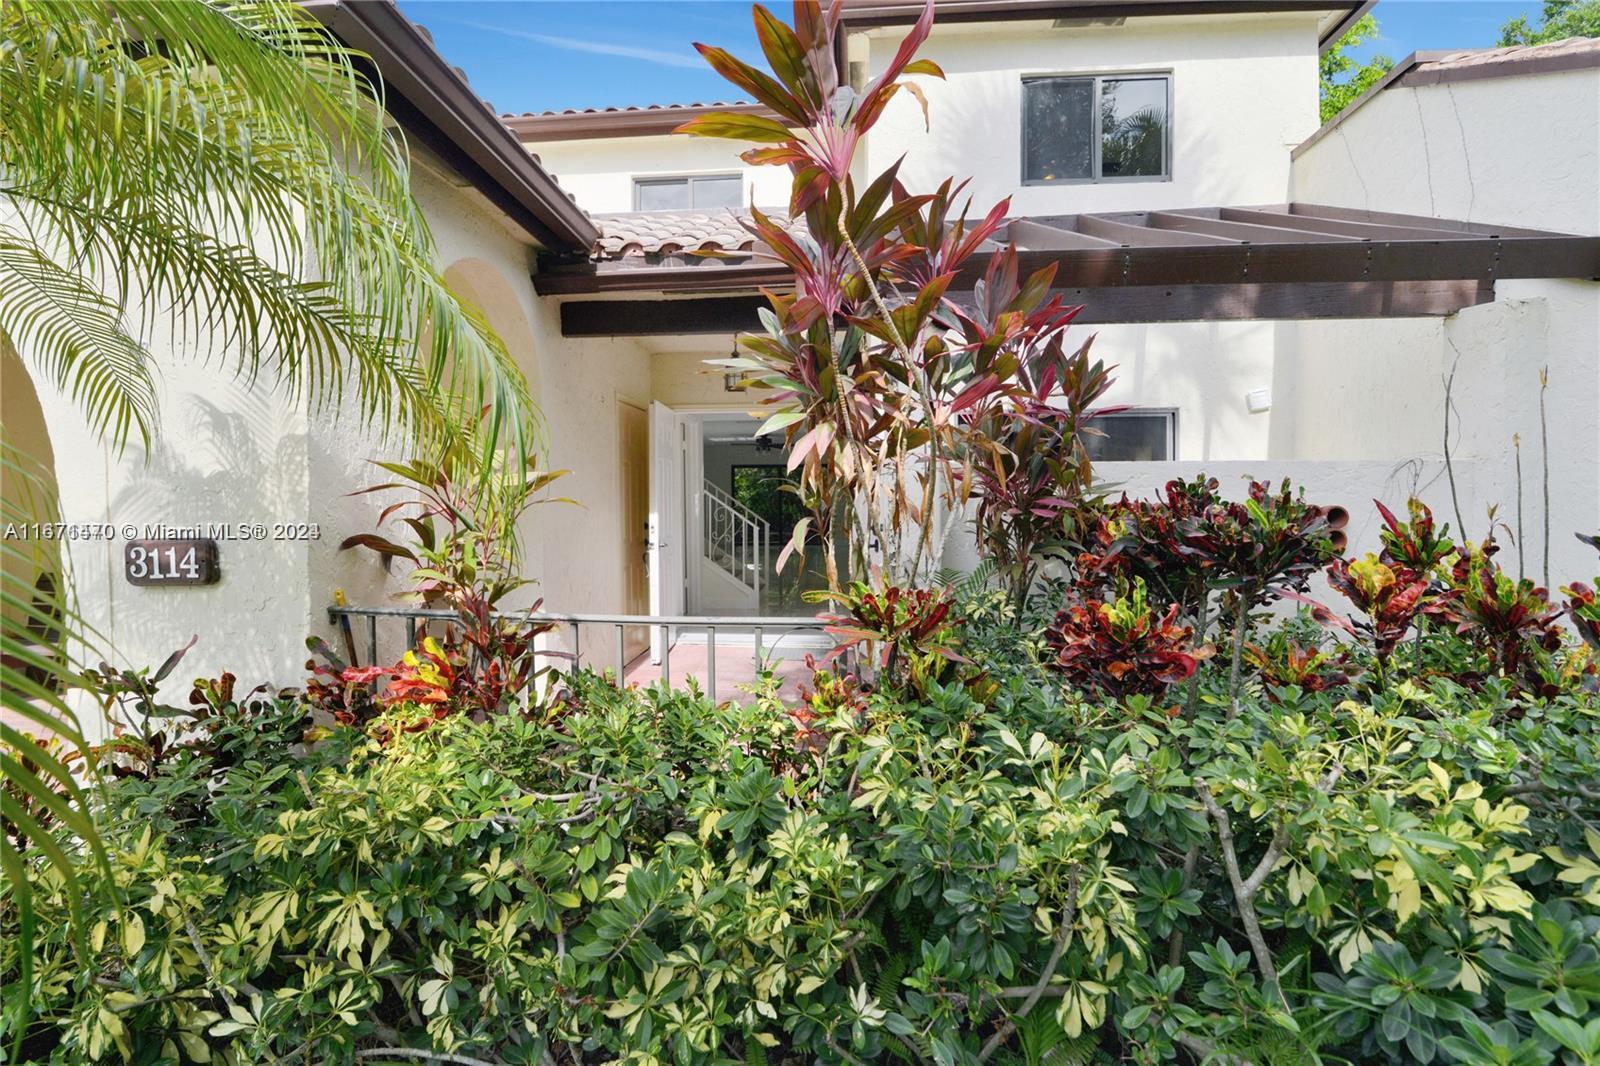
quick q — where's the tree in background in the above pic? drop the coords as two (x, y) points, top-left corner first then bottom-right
(1499, 0), (1600, 45)
(1319, 13), (1395, 123)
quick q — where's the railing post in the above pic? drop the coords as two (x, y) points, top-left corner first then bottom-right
(753, 625), (763, 671)
(660, 623), (670, 687)
(707, 625), (717, 704)
(614, 623), (625, 683)
(366, 615), (378, 667)
(573, 621), (581, 670)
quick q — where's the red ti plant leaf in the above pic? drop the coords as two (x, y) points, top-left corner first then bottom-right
(673, 112), (794, 143)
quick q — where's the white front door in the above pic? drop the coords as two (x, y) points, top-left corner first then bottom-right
(648, 402), (686, 661)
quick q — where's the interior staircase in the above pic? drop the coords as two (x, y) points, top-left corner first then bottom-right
(701, 479), (769, 610)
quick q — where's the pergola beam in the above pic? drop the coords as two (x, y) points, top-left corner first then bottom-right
(558, 280), (1494, 336)
(535, 202), (1600, 296)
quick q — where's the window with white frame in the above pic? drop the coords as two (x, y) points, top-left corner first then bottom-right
(1083, 410), (1176, 461)
(633, 173), (745, 211)
(1022, 74), (1171, 184)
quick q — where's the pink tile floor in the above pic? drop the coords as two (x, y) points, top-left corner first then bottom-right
(621, 641), (816, 702)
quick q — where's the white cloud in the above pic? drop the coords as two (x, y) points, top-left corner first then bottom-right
(446, 19), (707, 69)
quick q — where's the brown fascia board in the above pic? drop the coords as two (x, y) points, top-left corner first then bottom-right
(1317, 0), (1374, 53)
(505, 102), (785, 142)
(301, 0), (599, 253)
(1290, 51), (1437, 159)
(838, 0), (1366, 48)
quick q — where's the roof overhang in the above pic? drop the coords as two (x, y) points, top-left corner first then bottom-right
(506, 101), (784, 143)
(837, 0), (1370, 51)
(539, 202), (1600, 333)
(302, 0), (599, 252)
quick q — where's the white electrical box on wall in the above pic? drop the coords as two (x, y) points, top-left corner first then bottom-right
(1246, 388), (1272, 413)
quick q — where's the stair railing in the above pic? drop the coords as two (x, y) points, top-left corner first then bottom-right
(702, 479), (768, 604)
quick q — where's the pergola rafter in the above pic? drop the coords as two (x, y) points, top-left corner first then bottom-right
(537, 202), (1600, 333)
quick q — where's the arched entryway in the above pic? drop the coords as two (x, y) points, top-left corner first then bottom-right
(1, 333), (65, 692)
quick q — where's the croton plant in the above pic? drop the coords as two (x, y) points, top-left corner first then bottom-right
(1043, 578), (1201, 700)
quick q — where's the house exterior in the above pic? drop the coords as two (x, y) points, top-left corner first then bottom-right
(5, 0), (1598, 723)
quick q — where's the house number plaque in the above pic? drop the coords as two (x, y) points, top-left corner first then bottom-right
(124, 539), (221, 587)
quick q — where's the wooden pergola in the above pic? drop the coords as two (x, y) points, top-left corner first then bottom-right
(537, 203), (1600, 337)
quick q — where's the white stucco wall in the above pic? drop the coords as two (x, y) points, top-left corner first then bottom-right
(314, 163), (658, 670)
(1289, 68), (1600, 585)
(860, 12), (1320, 213)
(12, 150), (658, 731)
(528, 135), (789, 215)
(1292, 68), (1600, 236)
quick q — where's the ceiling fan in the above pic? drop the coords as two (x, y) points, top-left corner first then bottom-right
(705, 433), (782, 453)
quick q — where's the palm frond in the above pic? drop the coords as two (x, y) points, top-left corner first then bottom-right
(0, 450), (114, 1049)
(0, 237), (159, 450)
(0, 0), (540, 465)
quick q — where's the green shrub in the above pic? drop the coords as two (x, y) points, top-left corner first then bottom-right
(7, 617), (1600, 1065)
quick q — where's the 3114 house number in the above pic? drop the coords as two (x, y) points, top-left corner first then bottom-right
(124, 539), (220, 586)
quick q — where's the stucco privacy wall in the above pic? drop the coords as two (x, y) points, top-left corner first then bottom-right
(1290, 66), (1600, 584)
(860, 12), (1321, 213)
(527, 135), (791, 215)
(940, 457), (1502, 606)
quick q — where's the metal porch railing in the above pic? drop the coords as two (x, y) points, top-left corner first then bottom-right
(325, 605), (837, 704)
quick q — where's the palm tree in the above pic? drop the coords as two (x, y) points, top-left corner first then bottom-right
(0, 0), (538, 1029)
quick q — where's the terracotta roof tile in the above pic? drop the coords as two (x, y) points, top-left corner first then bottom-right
(1414, 35), (1600, 74)
(592, 209), (799, 259)
(500, 100), (760, 120)
(501, 101), (783, 142)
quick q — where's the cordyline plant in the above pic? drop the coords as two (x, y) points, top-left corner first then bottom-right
(340, 423), (571, 617)
(321, 430), (570, 721)
(958, 260), (1116, 610)
(682, 0), (1108, 592)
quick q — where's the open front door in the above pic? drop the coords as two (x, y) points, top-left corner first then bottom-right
(648, 402), (686, 661)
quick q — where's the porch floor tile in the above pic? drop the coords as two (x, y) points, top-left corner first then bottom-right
(621, 641), (815, 702)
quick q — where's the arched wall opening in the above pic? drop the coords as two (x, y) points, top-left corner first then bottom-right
(439, 257), (549, 602)
(442, 257), (545, 419)
(1, 333), (64, 634)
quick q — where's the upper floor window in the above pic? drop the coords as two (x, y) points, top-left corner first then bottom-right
(1083, 409), (1176, 461)
(1022, 74), (1171, 184)
(634, 173), (744, 212)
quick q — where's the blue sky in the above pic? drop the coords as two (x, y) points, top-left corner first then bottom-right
(396, 1), (1547, 116)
